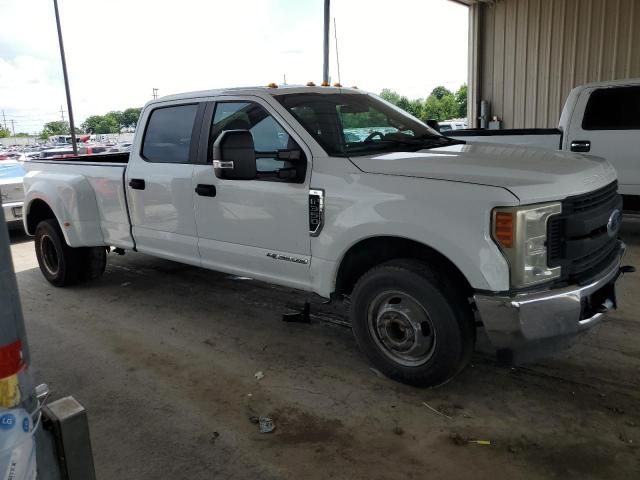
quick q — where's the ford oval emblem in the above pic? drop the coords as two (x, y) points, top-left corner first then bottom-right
(607, 209), (622, 237)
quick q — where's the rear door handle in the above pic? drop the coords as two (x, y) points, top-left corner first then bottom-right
(129, 178), (146, 190)
(570, 140), (591, 153)
(195, 184), (217, 197)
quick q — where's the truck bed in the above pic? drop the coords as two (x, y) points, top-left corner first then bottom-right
(446, 128), (562, 150)
(34, 152), (130, 164)
(23, 158), (133, 249)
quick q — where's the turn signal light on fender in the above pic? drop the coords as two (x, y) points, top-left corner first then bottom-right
(494, 212), (514, 248)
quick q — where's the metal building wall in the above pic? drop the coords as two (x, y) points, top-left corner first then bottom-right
(471, 0), (640, 128)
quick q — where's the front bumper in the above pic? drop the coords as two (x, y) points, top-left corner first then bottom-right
(474, 242), (626, 362)
(2, 201), (24, 228)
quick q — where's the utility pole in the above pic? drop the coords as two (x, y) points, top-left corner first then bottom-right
(52, 0), (77, 155)
(1, 110), (6, 130)
(60, 105), (66, 122)
(152, 88), (158, 99)
(322, 0), (330, 85)
(10, 119), (15, 137)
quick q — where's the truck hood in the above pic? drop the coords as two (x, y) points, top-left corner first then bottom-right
(349, 143), (617, 204)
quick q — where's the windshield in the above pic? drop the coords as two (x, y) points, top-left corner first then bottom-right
(276, 92), (462, 156)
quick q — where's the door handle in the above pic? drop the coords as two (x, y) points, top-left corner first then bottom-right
(195, 184), (217, 197)
(129, 178), (146, 190)
(570, 140), (591, 153)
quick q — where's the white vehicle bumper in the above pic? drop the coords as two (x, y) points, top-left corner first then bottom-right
(3, 201), (24, 229)
(474, 242), (626, 363)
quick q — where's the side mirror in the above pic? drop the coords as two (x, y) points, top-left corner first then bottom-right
(213, 130), (257, 180)
(426, 119), (440, 133)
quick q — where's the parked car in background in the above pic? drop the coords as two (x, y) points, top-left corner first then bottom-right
(109, 143), (133, 153)
(438, 120), (468, 132)
(447, 79), (640, 211)
(39, 145), (109, 158)
(0, 161), (26, 230)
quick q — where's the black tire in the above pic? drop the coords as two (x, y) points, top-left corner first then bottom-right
(350, 258), (475, 387)
(34, 219), (107, 287)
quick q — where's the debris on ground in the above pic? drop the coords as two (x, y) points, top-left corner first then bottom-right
(258, 416), (276, 433)
(120, 282), (131, 287)
(606, 405), (625, 415)
(210, 432), (220, 444)
(619, 432), (634, 444)
(468, 440), (491, 446)
(423, 401), (452, 419)
(449, 433), (491, 446)
(436, 403), (465, 417)
(254, 371), (265, 380)
(249, 416), (259, 424)
(369, 368), (384, 378)
(507, 435), (539, 454)
(282, 302), (311, 323)
(392, 426), (404, 436)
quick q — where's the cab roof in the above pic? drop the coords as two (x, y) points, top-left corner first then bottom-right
(150, 85), (367, 105)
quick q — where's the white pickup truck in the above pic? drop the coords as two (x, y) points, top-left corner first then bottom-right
(22, 86), (630, 386)
(447, 79), (640, 211)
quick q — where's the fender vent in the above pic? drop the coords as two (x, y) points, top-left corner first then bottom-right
(309, 189), (324, 236)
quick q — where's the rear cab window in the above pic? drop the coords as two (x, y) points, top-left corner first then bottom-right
(142, 104), (199, 163)
(582, 86), (640, 130)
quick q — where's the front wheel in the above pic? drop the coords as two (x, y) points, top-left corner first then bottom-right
(35, 219), (106, 287)
(350, 259), (475, 387)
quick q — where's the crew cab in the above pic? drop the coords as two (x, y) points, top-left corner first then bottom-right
(22, 86), (630, 386)
(447, 79), (640, 211)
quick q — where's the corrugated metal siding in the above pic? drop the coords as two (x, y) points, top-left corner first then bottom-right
(477, 0), (640, 128)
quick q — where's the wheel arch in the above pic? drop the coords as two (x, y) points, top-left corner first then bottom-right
(25, 198), (59, 235)
(332, 236), (473, 299)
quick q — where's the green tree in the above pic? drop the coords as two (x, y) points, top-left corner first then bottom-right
(379, 89), (401, 105)
(0, 127), (10, 138)
(430, 86), (453, 101)
(81, 115), (103, 133)
(122, 107), (142, 128)
(423, 93), (459, 121)
(455, 84), (468, 118)
(105, 111), (124, 130)
(14, 132), (31, 137)
(40, 121), (69, 139)
(81, 115), (120, 134)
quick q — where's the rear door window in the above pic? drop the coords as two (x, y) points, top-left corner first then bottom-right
(142, 104), (198, 163)
(582, 86), (640, 130)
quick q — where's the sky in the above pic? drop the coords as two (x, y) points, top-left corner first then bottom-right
(0, 0), (468, 134)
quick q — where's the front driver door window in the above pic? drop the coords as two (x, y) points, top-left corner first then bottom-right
(209, 102), (305, 182)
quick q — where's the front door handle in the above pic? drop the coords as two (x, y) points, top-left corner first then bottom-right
(195, 184), (217, 197)
(129, 178), (146, 190)
(570, 140), (591, 153)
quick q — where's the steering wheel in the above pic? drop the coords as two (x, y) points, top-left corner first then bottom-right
(363, 131), (384, 142)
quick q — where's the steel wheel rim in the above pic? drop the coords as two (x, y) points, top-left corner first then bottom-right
(367, 290), (436, 367)
(40, 234), (60, 276)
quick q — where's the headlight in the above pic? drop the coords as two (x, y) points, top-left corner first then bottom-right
(492, 202), (562, 288)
